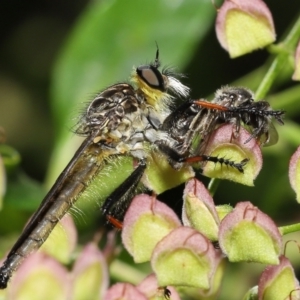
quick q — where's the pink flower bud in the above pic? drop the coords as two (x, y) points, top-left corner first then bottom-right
(71, 243), (109, 300)
(105, 283), (147, 300)
(216, 0), (276, 58)
(202, 124), (262, 186)
(137, 274), (180, 300)
(122, 194), (181, 263)
(219, 201), (282, 264)
(151, 226), (219, 290)
(258, 255), (300, 300)
(7, 252), (70, 300)
(182, 178), (220, 241)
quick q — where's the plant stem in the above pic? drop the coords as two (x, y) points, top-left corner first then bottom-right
(109, 259), (147, 284)
(279, 223), (300, 235)
(255, 15), (300, 99)
(207, 178), (220, 197)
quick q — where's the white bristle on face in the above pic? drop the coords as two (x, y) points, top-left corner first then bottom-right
(168, 76), (190, 98)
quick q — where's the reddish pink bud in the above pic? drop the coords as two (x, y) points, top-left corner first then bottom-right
(289, 146), (300, 203)
(71, 243), (109, 300)
(182, 178), (220, 241)
(216, 0), (276, 58)
(137, 274), (180, 300)
(258, 255), (300, 300)
(7, 252), (70, 300)
(122, 194), (181, 263)
(202, 124), (263, 186)
(151, 226), (219, 289)
(219, 201), (282, 264)
(105, 283), (147, 300)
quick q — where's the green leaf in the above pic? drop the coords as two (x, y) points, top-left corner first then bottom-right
(5, 171), (45, 211)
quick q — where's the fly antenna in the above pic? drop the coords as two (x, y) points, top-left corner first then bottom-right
(154, 41), (160, 68)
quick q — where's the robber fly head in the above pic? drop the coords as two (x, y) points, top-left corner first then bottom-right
(132, 47), (190, 112)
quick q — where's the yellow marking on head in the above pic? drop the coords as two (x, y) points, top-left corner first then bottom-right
(131, 72), (171, 113)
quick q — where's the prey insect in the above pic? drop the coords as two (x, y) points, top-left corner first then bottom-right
(158, 86), (284, 172)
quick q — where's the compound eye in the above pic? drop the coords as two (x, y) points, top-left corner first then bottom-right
(136, 65), (165, 91)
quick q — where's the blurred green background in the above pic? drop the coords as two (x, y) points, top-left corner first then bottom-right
(0, 0), (300, 299)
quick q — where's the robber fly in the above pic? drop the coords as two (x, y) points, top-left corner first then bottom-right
(0, 49), (284, 288)
(0, 49), (191, 288)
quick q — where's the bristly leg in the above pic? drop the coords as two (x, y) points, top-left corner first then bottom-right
(102, 160), (147, 225)
(179, 155), (249, 173)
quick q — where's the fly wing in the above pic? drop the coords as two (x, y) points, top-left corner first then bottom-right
(260, 121), (279, 147)
(8, 133), (97, 256)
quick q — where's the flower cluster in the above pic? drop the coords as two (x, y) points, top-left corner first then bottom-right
(1, 0), (300, 299)
(0, 215), (109, 300)
(106, 129), (300, 298)
(118, 185), (298, 299)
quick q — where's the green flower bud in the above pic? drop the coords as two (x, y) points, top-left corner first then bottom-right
(258, 255), (300, 300)
(122, 194), (181, 263)
(7, 252), (69, 300)
(216, 0), (276, 58)
(143, 151), (194, 194)
(219, 202), (282, 264)
(216, 204), (234, 221)
(71, 243), (108, 300)
(182, 179), (220, 241)
(202, 124), (262, 186)
(151, 227), (219, 290)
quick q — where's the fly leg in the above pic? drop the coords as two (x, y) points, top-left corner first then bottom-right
(180, 155), (249, 173)
(102, 160), (147, 227)
(156, 142), (248, 173)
